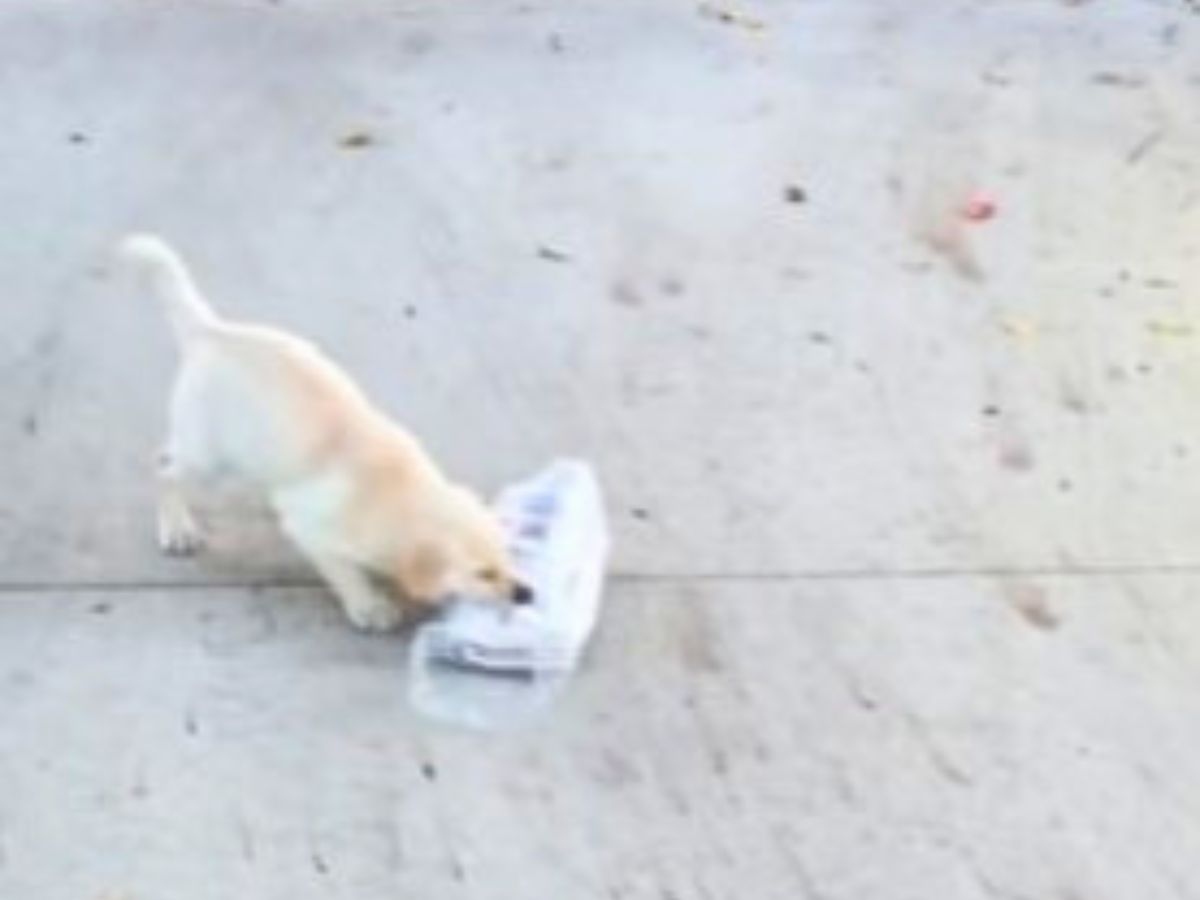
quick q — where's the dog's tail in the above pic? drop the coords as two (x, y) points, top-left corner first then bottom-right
(118, 233), (219, 345)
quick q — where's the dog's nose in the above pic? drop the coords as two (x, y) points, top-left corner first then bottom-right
(512, 582), (535, 605)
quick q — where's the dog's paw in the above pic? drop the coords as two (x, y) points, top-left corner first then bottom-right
(344, 599), (404, 633)
(157, 516), (204, 557)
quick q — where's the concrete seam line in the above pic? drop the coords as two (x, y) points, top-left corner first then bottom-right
(2, 563), (1200, 594)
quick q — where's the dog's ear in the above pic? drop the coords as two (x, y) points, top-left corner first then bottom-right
(397, 540), (452, 605)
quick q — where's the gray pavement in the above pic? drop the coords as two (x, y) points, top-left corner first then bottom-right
(3, 1), (1200, 897)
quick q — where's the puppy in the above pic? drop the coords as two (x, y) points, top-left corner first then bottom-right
(119, 234), (529, 630)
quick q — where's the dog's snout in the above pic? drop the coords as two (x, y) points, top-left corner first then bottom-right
(512, 582), (535, 605)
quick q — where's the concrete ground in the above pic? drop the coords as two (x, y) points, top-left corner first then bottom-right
(2, 0), (1200, 896)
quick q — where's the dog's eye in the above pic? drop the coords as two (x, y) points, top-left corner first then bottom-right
(477, 568), (500, 583)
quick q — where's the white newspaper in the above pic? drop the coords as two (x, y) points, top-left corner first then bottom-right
(408, 460), (610, 728)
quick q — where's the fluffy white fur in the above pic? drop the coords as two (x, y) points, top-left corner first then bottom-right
(119, 234), (524, 630)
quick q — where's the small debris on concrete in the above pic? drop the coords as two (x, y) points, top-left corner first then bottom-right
(914, 184), (989, 281)
(1091, 71), (1145, 88)
(961, 191), (997, 222)
(921, 221), (983, 281)
(1144, 276), (1177, 289)
(783, 184), (807, 205)
(1059, 381), (1089, 414)
(697, 2), (766, 31)
(537, 245), (570, 263)
(67, 132), (88, 145)
(612, 281), (644, 308)
(339, 131), (375, 149)
(630, 507), (651, 521)
(998, 440), (1035, 472)
(1146, 320), (1193, 337)
(659, 277), (685, 296)
(1006, 582), (1060, 631)
(402, 31), (436, 56)
(1126, 128), (1165, 166)
(998, 317), (1038, 341)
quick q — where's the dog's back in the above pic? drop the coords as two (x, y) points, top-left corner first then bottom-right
(121, 234), (388, 483)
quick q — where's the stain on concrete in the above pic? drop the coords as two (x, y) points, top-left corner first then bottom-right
(1006, 582), (1060, 630)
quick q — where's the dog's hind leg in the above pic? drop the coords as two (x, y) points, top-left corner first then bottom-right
(157, 449), (204, 556)
(156, 366), (215, 556)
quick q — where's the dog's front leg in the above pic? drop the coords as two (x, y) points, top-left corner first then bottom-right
(290, 538), (404, 632)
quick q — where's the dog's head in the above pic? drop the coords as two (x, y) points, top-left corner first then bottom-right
(400, 487), (533, 608)
(456, 492), (533, 607)
(470, 560), (534, 607)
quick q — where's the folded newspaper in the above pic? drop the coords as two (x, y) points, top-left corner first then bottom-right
(408, 460), (610, 728)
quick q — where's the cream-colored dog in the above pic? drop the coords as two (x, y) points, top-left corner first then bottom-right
(119, 234), (528, 631)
